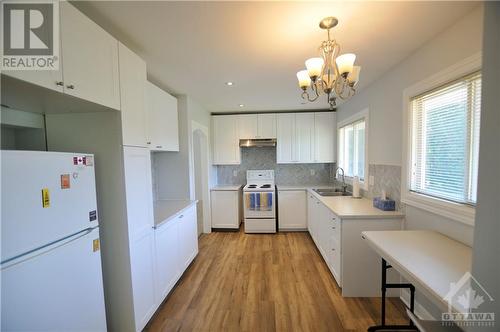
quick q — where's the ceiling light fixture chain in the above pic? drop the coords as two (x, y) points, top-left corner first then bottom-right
(296, 16), (361, 110)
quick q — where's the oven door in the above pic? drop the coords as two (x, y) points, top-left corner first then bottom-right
(244, 191), (275, 219)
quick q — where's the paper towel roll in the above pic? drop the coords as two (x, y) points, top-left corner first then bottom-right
(352, 176), (361, 198)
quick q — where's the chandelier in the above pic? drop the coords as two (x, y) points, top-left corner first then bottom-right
(296, 17), (361, 110)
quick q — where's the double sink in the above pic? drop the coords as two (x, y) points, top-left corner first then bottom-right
(312, 188), (352, 197)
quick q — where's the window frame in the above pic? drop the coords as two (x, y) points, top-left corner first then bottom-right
(337, 108), (369, 190)
(402, 53), (481, 226)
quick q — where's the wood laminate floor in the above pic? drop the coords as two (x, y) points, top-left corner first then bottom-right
(146, 227), (408, 332)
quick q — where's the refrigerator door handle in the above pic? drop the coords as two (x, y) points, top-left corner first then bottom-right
(1, 227), (97, 267)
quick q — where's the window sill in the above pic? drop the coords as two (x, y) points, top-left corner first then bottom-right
(402, 191), (475, 226)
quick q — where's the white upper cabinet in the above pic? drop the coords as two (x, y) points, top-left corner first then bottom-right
(257, 113), (277, 138)
(295, 113), (315, 163)
(213, 115), (240, 165)
(314, 112), (336, 162)
(3, 68), (64, 94)
(119, 43), (147, 147)
(276, 113), (296, 163)
(237, 114), (258, 139)
(60, 2), (120, 110)
(145, 82), (179, 151)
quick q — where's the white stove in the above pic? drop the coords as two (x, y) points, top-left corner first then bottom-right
(243, 170), (276, 233)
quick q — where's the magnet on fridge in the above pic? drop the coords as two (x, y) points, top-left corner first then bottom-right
(61, 174), (70, 189)
(84, 155), (94, 166)
(41, 188), (50, 208)
(92, 239), (100, 252)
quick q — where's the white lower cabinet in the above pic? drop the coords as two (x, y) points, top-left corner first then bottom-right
(210, 189), (241, 229)
(154, 219), (180, 304)
(307, 192), (402, 297)
(153, 204), (198, 308)
(278, 190), (307, 231)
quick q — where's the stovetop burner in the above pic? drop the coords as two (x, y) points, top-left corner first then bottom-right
(260, 184), (272, 188)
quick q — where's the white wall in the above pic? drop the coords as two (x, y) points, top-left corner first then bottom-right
(471, 3), (500, 327)
(338, 6), (483, 167)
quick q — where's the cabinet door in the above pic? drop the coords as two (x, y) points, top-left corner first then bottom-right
(123, 146), (154, 236)
(179, 206), (198, 271)
(119, 43), (147, 147)
(307, 193), (315, 234)
(146, 82), (179, 151)
(295, 113), (315, 163)
(257, 113), (276, 138)
(60, 2), (120, 109)
(278, 190), (307, 230)
(154, 219), (181, 304)
(210, 190), (239, 228)
(314, 112), (336, 162)
(3, 70), (64, 93)
(213, 116), (240, 164)
(130, 229), (156, 332)
(237, 114), (258, 139)
(276, 113), (296, 163)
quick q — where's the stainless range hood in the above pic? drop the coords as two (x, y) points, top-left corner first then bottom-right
(239, 139), (276, 147)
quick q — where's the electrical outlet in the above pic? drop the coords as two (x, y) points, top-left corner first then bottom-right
(310, 169), (316, 176)
(233, 170), (238, 177)
(369, 175), (375, 186)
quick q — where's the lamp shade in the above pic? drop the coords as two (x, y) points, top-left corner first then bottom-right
(348, 66), (361, 85)
(336, 53), (356, 76)
(305, 57), (324, 78)
(296, 70), (311, 88)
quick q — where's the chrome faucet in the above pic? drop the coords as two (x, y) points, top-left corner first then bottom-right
(335, 167), (348, 193)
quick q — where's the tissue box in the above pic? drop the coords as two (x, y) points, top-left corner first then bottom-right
(373, 197), (395, 211)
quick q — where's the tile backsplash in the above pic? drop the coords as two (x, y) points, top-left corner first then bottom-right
(216, 147), (335, 186)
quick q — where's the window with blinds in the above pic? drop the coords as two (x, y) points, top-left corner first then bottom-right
(410, 71), (481, 205)
(338, 119), (366, 180)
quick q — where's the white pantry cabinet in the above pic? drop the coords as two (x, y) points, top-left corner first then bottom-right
(60, 2), (120, 110)
(210, 188), (241, 229)
(278, 190), (307, 231)
(314, 112), (336, 162)
(119, 43), (147, 147)
(213, 115), (240, 165)
(146, 82), (179, 151)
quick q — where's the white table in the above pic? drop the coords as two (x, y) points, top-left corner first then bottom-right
(361, 230), (472, 331)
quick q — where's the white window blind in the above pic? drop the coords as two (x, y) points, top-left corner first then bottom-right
(410, 71), (481, 205)
(338, 119), (366, 180)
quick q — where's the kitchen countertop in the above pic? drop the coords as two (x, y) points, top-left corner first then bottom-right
(308, 189), (404, 219)
(210, 185), (242, 191)
(153, 199), (198, 228)
(276, 184), (334, 191)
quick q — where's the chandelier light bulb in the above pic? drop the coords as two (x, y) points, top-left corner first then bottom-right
(348, 66), (361, 85)
(305, 57), (324, 80)
(296, 70), (312, 89)
(336, 53), (356, 77)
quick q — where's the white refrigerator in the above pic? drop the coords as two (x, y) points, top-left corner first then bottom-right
(1, 150), (107, 331)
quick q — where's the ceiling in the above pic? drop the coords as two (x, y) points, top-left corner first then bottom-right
(73, 1), (479, 113)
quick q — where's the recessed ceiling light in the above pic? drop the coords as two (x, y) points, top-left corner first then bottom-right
(225, 82), (234, 86)
(239, 104), (244, 107)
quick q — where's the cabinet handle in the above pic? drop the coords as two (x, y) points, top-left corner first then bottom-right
(332, 248), (335, 251)
(147, 142), (151, 145)
(66, 84), (75, 89)
(156, 145), (162, 149)
(56, 81), (64, 86)
(332, 226), (336, 229)
(179, 214), (184, 219)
